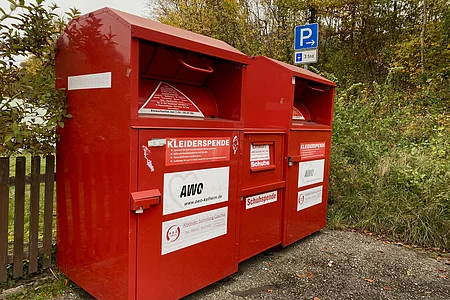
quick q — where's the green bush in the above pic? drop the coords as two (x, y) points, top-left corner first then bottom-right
(0, 0), (79, 156)
(328, 78), (450, 250)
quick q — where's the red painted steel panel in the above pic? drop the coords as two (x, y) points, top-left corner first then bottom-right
(261, 57), (336, 87)
(282, 131), (332, 246)
(56, 7), (247, 300)
(56, 11), (133, 300)
(77, 8), (248, 64)
(239, 134), (284, 261)
(243, 56), (335, 250)
(136, 129), (241, 299)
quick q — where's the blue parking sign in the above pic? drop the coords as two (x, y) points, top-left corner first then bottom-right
(294, 23), (319, 50)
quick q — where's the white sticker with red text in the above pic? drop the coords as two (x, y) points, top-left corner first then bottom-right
(161, 207), (228, 255)
(297, 186), (323, 211)
(298, 159), (325, 188)
(250, 144), (270, 168)
(163, 167), (229, 215)
(166, 137), (230, 166)
(300, 142), (326, 160)
(138, 81), (204, 117)
(246, 191), (278, 210)
(293, 106), (306, 120)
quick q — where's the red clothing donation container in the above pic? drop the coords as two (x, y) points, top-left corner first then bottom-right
(55, 8), (248, 300)
(244, 56), (336, 250)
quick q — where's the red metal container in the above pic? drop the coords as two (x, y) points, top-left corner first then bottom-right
(243, 56), (336, 250)
(55, 8), (247, 299)
(238, 132), (285, 261)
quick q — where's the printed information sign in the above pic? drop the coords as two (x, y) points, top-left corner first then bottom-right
(166, 137), (230, 166)
(163, 167), (229, 215)
(161, 207), (228, 255)
(297, 185), (323, 211)
(298, 159), (325, 188)
(246, 191), (278, 210)
(293, 106), (306, 120)
(250, 144), (271, 168)
(300, 142), (326, 160)
(139, 81), (204, 117)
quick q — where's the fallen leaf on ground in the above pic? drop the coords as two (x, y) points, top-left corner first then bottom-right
(439, 274), (449, 279)
(296, 273), (303, 278)
(268, 289), (273, 293)
(314, 297), (321, 300)
(383, 286), (392, 291)
(364, 278), (374, 283)
(306, 272), (313, 279)
(438, 269), (445, 273)
(436, 256), (441, 261)
(267, 263), (272, 267)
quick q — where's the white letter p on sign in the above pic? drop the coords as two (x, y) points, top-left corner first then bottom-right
(300, 28), (312, 46)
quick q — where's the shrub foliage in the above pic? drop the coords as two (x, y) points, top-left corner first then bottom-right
(0, 0), (78, 156)
(150, 0), (450, 249)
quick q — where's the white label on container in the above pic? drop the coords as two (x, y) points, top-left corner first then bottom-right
(298, 159), (325, 187)
(139, 81), (204, 117)
(161, 207), (228, 255)
(68, 72), (111, 90)
(250, 144), (270, 168)
(163, 167), (229, 215)
(246, 191), (278, 210)
(293, 106), (306, 120)
(297, 185), (323, 211)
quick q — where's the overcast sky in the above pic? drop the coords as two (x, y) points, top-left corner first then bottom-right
(0, 0), (149, 18)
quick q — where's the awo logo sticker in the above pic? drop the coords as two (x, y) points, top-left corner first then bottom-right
(180, 183), (204, 198)
(298, 159), (325, 188)
(163, 167), (230, 215)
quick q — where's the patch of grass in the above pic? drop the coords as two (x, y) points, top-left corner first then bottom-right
(3, 268), (69, 300)
(328, 81), (450, 250)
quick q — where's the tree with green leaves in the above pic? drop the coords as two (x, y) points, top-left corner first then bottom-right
(148, 0), (450, 89)
(0, 0), (79, 156)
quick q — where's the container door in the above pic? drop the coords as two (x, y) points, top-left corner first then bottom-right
(135, 129), (241, 299)
(239, 133), (285, 261)
(283, 129), (332, 246)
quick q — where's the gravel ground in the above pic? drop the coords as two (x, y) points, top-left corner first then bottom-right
(52, 229), (450, 299)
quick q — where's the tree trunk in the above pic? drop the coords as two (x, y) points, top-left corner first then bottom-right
(420, 0), (427, 76)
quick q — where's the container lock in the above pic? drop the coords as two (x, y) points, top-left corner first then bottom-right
(288, 155), (302, 167)
(130, 189), (161, 213)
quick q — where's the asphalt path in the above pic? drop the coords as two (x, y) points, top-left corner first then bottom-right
(185, 229), (450, 300)
(58, 229), (450, 300)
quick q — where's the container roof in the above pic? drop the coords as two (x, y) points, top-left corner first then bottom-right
(257, 56), (336, 87)
(82, 7), (248, 64)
